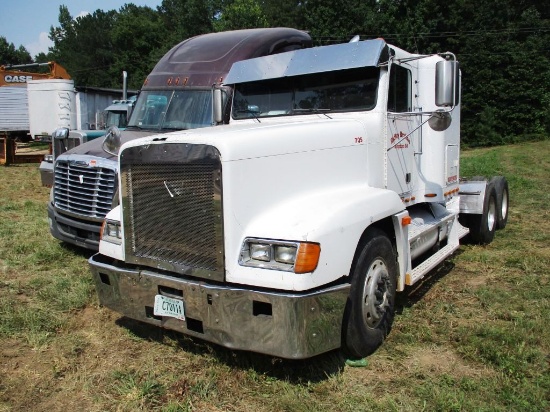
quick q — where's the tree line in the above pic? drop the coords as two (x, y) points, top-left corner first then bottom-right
(1, 0), (549, 146)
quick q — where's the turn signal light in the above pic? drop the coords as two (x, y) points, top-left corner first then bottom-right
(294, 243), (321, 274)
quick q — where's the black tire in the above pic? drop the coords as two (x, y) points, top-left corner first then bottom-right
(466, 182), (498, 245)
(342, 230), (397, 359)
(490, 176), (509, 230)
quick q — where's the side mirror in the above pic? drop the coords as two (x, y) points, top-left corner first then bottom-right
(213, 88), (223, 124)
(102, 126), (121, 156)
(435, 60), (460, 107)
(52, 127), (69, 139)
(428, 110), (452, 131)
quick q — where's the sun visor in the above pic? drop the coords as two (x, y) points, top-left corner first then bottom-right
(224, 39), (388, 85)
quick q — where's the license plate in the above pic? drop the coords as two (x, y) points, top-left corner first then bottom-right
(154, 295), (185, 320)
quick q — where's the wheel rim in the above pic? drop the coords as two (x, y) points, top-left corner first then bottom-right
(487, 197), (496, 231)
(361, 258), (391, 328)
(501, 190), (508, 220)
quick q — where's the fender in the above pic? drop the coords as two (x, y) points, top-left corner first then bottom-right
(224, 184), (404, 291)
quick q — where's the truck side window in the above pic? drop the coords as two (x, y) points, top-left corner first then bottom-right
(387, 64), (412, 112)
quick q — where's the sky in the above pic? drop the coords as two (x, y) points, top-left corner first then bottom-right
(0, 1), (163, 58)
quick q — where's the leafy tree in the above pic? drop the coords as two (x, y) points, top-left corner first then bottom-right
(214, 0), (268, 31)
(111, 4), (169, 89)
(303, 0), (381, 43)
(444, 0), (550, 144)
(0, 37), (32, 65)
(158, 0), (214, 45)
(34, 52), (51, 63)
(260, 0), (306, 29)
(49, 6), (118, 87)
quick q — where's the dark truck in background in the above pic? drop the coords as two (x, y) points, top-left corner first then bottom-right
(47, 28), (312, 250)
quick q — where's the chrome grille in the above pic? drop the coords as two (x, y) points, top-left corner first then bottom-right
(54, 160), (117, 218)
(122, 144), (223, 279)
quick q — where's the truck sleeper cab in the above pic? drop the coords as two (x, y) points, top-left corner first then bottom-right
(90, 38), (508, 359)
(48, 28), (312, 250)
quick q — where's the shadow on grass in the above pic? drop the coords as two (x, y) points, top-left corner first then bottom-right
(395, 249), (464, 312)
(115, 316), (346, 383)
(59, 241), (96, 260)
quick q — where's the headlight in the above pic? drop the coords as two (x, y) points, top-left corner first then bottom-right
(100, 219), (122, 245)
(274, 245), (297, 264)
(250, 243), (271, 261)
(239, 238), (320, 273)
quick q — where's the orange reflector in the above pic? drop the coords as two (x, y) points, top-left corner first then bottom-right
(175, 77), (180, 85)
(167, 77), (173, 85)
(402, 216), (412, 226)
(99, 220), (106, 239)
(183, 77), (188, 86)
(294, 243), (321, 274)
(425, 193), (437, 198)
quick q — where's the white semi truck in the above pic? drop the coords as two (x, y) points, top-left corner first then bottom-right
(89, 38), (509, 359)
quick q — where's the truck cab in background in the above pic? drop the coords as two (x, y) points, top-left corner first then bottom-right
(39, 97), (136, 187)
(90, 37), (509, 360)
(102, 98), (135, 130)
(47, 28), (312, 250)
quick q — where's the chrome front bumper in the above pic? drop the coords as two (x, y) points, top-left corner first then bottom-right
(89, 253), (350, 359)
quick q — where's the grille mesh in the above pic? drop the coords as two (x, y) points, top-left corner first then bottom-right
(126, 162), (222, 272)
(54, 161), (116, 218)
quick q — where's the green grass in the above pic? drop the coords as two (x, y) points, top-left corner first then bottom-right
(0, 142), (549, 411)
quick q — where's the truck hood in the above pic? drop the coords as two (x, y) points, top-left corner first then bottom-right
(60, 129), (157, 160)
(120, 117), (370, 162)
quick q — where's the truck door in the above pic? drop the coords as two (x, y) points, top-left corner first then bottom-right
(386, 63), (420, 197)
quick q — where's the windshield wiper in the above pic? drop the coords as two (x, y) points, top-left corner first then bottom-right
(236, 109), (261, 123)
(290, 108), (332, 119)
(160, 127), (188, 131)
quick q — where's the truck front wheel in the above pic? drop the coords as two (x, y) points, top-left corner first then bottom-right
(342, 230), (397, 359)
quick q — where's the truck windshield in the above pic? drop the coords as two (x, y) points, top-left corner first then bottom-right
(128, 90), (213, 130)
(232, 67), (379, 119)
(105, 111), (128, 128)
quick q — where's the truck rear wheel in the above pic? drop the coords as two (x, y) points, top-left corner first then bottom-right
(490, 176), (509, 229)
(466, 182), (498, 245)
(342, 230), (397, 359)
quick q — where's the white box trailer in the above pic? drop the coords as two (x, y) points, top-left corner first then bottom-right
(0, 87), (30, 134)
(27, 79), (76, 139)
(89, 38), (509, 360)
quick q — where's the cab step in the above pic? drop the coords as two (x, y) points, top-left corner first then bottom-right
(405, 223), (469, 286)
